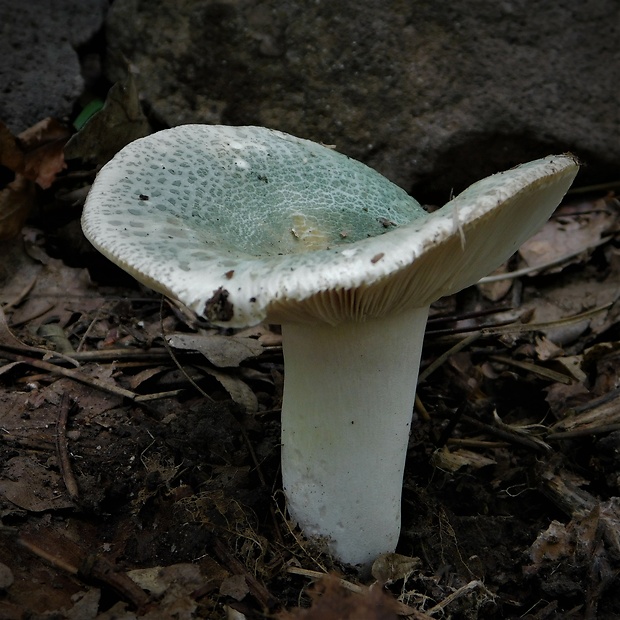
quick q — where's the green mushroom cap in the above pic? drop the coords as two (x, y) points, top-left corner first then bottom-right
(82, 125), (579, 327)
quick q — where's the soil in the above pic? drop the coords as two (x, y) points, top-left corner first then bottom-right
(1, 29), (620, 620)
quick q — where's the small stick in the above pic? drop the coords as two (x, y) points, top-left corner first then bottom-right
(0, 350), (138, 400)
(489, 354), (572, 384)
(460, 414), (549, 453)
(286, 566), (369, 596)
(547, 424), (620, 440)
(0, 344), (175, 364)
(56, 393), (79, 501)
(18, 529), (150, 611)
(134, 389), (185, 402)
(212, 537), (279, 611)
(426, 580), (493, 615)
(158, 297), (214, 403)
(478, 236), (610, 283)
(419, 333), (480, 382)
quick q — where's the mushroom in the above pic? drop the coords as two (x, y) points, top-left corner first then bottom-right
(81, 125), (579, 569)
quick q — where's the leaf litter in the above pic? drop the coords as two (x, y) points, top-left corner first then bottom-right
(0, 107), (620, 619)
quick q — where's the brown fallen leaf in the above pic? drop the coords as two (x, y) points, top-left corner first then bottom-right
(0, 456), (75, 512)
(220, 573), (250, 601)
(477, 263), (513, 301)
(18, 118), (70, 189)
(431, 446), (497, 473)
(167, 333), (264, 368)
(0, 119), (70, 239)
(64, 75), (150, 165)
(371, 553), (422, 585)
(199, 365), (259, 413)
(519, 199), (617, 273)
(18, 528), (150, 611)
(0, 201), (29, 251)
(2, 231), (95, 330)
(0, 123), (35, 240)
(278, 574), (401, 620)
(128, 563), (205, 616)
(0, 122), (24, 171)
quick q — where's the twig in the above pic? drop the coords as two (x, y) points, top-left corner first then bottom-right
(56, 393), (79, 501)
(76, 303), (107, 352)
(571, 385), (620, 415)
(426, 580), (493, 615)
(0, 342), (176, 365)
(427, 303), (614, 347)
(134, 389), (185, 402)
(547, 424), (620, 440)
(273, 498), (328, 573)
(415, 394), (431, 422)
(212, 536), (279, 611)
(489, 354), (572, 384)
(426, 305), (512, 324)
(0, 350), (138, 400)
(480, 302), (614, 336)
(287, 565), (362, 592)
(55, 348), (173, 363)
(478, 236), (610, 283)
(460, 414), (550, 453)
(19, 529), (151, 611)
(446, 438), (509, 449)
(419, 333), (480, 383)
(549, 387), (620, 436)
(0, 309), (79, 366)
(159, 298), (214, 402)
(536, 462), (596, 518)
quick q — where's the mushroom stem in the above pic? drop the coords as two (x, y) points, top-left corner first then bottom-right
(280, 306), (429, 568)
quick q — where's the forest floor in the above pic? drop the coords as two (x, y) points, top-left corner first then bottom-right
(1, 78), (620, 620)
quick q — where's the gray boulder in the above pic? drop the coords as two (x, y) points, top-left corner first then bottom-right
(0, 0), (108, 133)
(105, 0), (619, 199)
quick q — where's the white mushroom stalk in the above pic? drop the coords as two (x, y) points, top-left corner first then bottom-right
(280, 308), (428, 566)
(81, 125), (579, 569)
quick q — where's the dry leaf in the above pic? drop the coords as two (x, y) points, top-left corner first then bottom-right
(220, 574), (250, 601)
(129, 564), (203, 598)
(200, 366), (259, 413)
(549, 356), (587, 382)
(534, 335), (564, 361)
(278, 574), (400, 619)
(18, 118), (70, 189)
(0, 457), (75, 512)
(64, 75), (150, 165)
(2, 233), (96, 329)
(528, 519), (575, 567)
(477, 263), (513, 301)
(0, 122), (24, 170)
(371, 553), (421, 585)
(1, 122), (35, 240)
(0, 119), (70, 239)
(167, 333), (264, 368)
(431, 446), (497, 472)
(0, 176), (37, 240)
(127, 367), (165, 390)
(518, 199), (616, 273)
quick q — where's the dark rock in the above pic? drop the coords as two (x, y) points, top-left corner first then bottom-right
(105, 0), (620, 202)
(0, 0), (108, 132)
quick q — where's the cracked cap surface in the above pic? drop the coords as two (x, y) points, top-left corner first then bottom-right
(82, 125), (579, 327)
